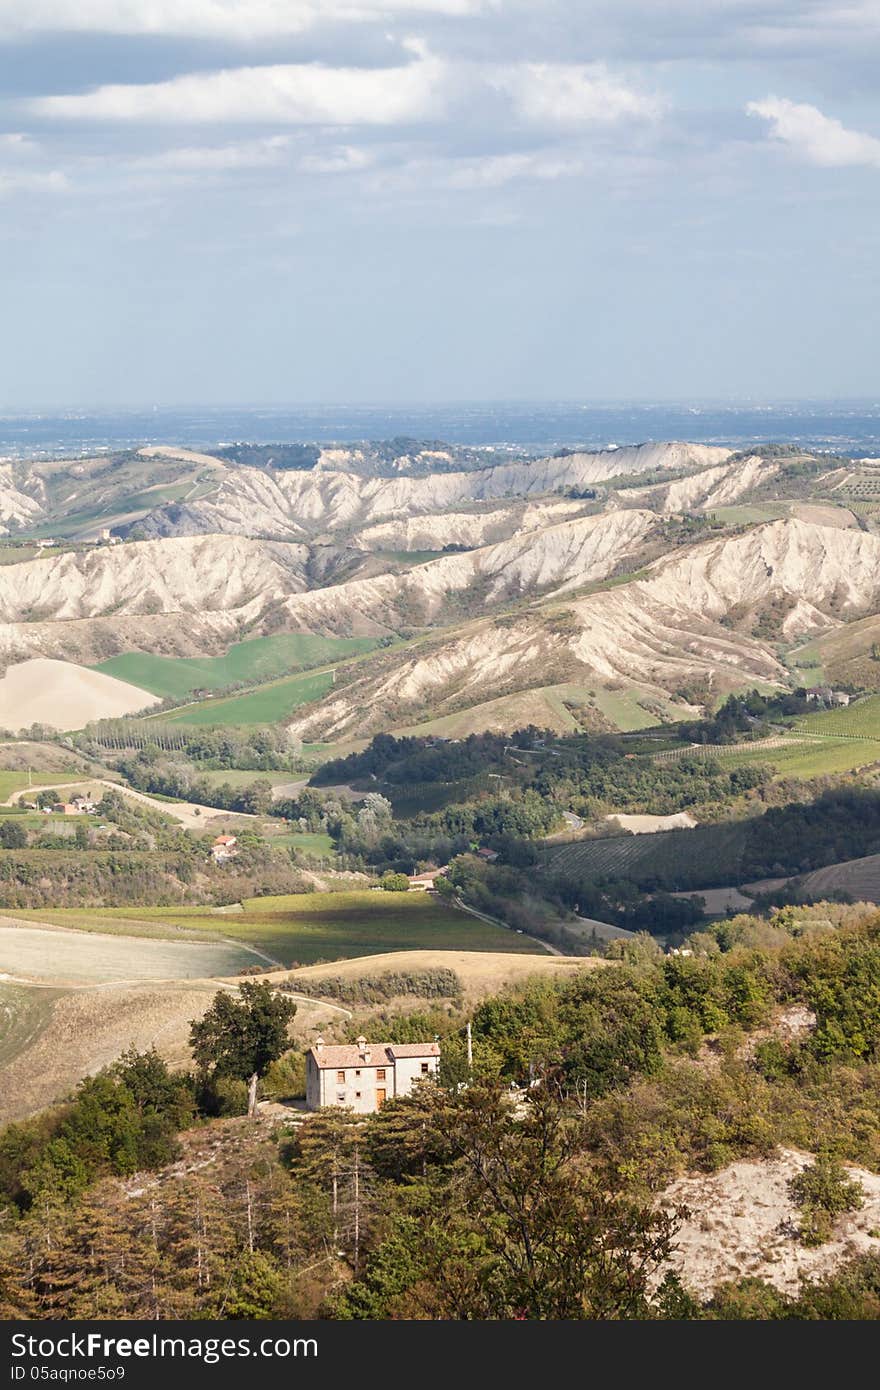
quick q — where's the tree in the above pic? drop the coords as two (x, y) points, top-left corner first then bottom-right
(338, 1083), (681, 1319)
(190, 984), (297, 1118)
(0, 820), (26, 849)
(380, 871), (410, 892)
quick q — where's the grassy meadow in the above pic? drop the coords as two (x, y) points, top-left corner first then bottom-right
(94, 633), (377, 702)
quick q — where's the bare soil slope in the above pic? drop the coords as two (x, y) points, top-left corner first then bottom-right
(662, 1149), (880, 1296)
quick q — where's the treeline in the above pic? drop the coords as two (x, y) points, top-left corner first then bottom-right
(0, 846), (306, 908)
(115, 758), (278, 816)
(310, 726), (773, 850)
(78, 723), (297, 771)
(211, 442), (321, 471)
(674, 689), (814, 745)
(282, 967), (462, 1005)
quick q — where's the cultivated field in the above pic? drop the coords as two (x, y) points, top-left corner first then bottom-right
(0, 741), (96, 775)
(795, 852), (880, 904)
(0, 659), (158, 731)
(547, 821), (752, 890)
(715, 735), (880, 780)
(0, 769), (93, 801)
(2, 891), (532, 968)
(0, 921), (257, 984)
(161, 668), (334, 727)
(0, 979), (219, 1124)
(94, 633), (376, 702)
(795, 694), (880, 738)
(2, 776), (248, 831)
(652, 726), (880, 780)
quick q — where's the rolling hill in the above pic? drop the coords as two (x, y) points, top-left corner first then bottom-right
(0, 438), (876, 737)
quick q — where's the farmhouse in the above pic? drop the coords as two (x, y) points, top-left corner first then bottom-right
(408, 866), (448, 890)
(211, 834), (238, 863)
(306, 1035), (440, 1113)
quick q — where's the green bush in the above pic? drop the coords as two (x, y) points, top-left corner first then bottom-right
(788, 1154), (865, 1245)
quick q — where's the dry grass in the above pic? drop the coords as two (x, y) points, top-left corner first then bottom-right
(0, 981), (214, 1124)
(0, 976), (345, 1125)
(281, 948), (607, 1002)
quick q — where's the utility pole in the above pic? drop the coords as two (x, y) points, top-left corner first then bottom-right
(352, 1147), (360, 1276)
(466, 1020), (473, 1070)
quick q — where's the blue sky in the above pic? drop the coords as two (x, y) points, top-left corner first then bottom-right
(0, 1), (878, 406)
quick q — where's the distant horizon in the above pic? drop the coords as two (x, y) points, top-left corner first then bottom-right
(2, 398), (879, 461)
(3, 395), (879, 415)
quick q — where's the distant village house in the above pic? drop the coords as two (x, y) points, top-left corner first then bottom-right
(407, 866), (448, 891)
(211, 834), (238, 862)
(306, 1035), (440, 1113)
(804, 685), (851, 707)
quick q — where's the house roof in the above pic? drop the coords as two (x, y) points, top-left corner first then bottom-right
(213, 835), (237, 845)
(309, 1041), (440, 1070)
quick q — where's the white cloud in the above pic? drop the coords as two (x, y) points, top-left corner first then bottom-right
(496, 62), (665, 127)
(299, 145), (375, 172)
(28, 46), (662, 138)
(29, 47), (450, 125)
(443, 150), (584, 187)
(2, 0), (482, 39)
(747, 96), (880, 168)
(134, 135), (290, 170)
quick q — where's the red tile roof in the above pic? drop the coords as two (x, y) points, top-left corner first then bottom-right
(309, 1041), (439, 1070)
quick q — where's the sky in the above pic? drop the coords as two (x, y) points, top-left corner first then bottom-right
(0, 1), (878, 407)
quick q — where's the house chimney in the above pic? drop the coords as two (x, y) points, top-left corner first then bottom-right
(357, 1035), (367, 1060)
(315, 1035), (324, 1054)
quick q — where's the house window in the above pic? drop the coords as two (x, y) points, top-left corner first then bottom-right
(376, 1068), (386, 1080)
(337, 1071), (345, 1083)
(355, 1069), (361, 1077)
(355, 1091), (362, 1099)
(421, 1062), (429, 1074)
(336, 1093), (345, 1104)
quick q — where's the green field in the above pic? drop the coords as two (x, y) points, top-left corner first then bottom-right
(94, 633), (377, 702)
(161, 669), (335, 727)
(794, 694), (880, 739)
(270, 831), (336, 855)
(708, 503), (788, 525)
(5, 891), (533, 967)
(0, 771), (88, 801)
(714, 735), (880, 780)
(591, 687), (668, 731)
